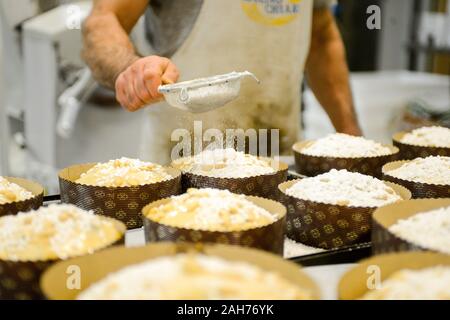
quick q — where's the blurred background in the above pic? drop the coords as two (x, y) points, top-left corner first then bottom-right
(0, 0), (449, 193)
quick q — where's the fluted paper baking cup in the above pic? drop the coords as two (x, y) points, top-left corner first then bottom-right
(382, 160), (449, 198)
(292, 141), (399, 178)
(338, 251), (450, 299)
(372, 198), (450, 255)
(172, 158), (288, 200)
(59, 164), (182, 229)
(0, 220), (125, 300)
(393, 131), (450, 160)
(142, 195), (286, 255)
(41, 242), (320, 300)
(0, 177), (44, 217)
(278, 179), (411, 250)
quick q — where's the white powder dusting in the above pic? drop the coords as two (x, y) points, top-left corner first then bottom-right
(283, 238), (324, 258)
(0, 204), (123, 261)
(389, 206), (450, 254)
(172, 148), (275, 178)
(76, 157), (171, 187)
(362, 266), (450, 300)
(300, 133), (392, 157)
(400, 126), (450, 148)
(386, 156), (450, 185)
(145, 188), (277, 231)
(0, 176), (34, 204)
(285, 169), (402, 207)
(78, 254), (311, 300)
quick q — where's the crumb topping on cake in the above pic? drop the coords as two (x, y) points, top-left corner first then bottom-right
(361, 266), (450, 300)
(145, 188), (277, 231)
(386, 156), (450, 185)
(78, 254), (312, 300)
(400, 126), (450, 148)
(76, 157), (171, 187)
(172, 148), (275, 178)
(0, 177), (34, 204)
(389, 206), (450, 254)
(0, 204), (123, 261)
(300, 133), (392, 157)
(285, 169), (402, 207)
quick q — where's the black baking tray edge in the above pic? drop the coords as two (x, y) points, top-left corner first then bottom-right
(287, 170), (306, 180)
(288, 242), (372, 266)
(44, 192), (372, 266)
(43, 194), (61, 202)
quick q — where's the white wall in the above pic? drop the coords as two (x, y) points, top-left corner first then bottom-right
(0, 17), (6, 175)
(377, 0), (415, 70)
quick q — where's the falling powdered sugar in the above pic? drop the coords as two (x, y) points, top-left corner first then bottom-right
(172, 148), (275, 178)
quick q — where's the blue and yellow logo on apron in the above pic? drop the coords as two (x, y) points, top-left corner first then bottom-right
(241, 0), (302, 26)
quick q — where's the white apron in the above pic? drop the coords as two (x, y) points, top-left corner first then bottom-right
(141, 0), (313, 164)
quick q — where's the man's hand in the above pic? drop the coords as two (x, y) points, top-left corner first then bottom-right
(115, 56), (180, 111)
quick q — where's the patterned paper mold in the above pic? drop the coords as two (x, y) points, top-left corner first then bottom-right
(382, 160), (450, 199)
(278, 179), (411, 249)
(393, 131), (450, 160)
(172, 156), (288, 200)
(0, 177), (44, 217)
(59, 163), (182, 229)
(142, 194), (286, 255)
(372, 198), (450, 255)
(0, 213), (125, 300)
(293, 140), (399, 178)
(40, 243), (321, 300)
(338, 251), (450, 300)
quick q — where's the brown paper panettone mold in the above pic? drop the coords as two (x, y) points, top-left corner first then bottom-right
(41, 243), (320, 300)
(172, 157), (288, 200)
(372, 198), (450, 255)
(292, 141), (399, 178)
(142, 195), (286, 255)
(382, 160), (449, 199)
(0, 219), (126, 300)
(0, 177), (44, 217)
(59, 163), (182, 229)
(278, 179), (411, 250)
(338, 251), (450, 300)
(393, 131), (450, 160)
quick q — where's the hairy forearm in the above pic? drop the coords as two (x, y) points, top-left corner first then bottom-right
(82, 12), (140, 88)
(306, 10), (361, 135)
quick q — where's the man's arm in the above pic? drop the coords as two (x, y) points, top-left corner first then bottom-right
(305, 8), (362, 135)
(82, 0), (179, 111)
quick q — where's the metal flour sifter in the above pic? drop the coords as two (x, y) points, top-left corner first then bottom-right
(158, 71), (260, 113)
